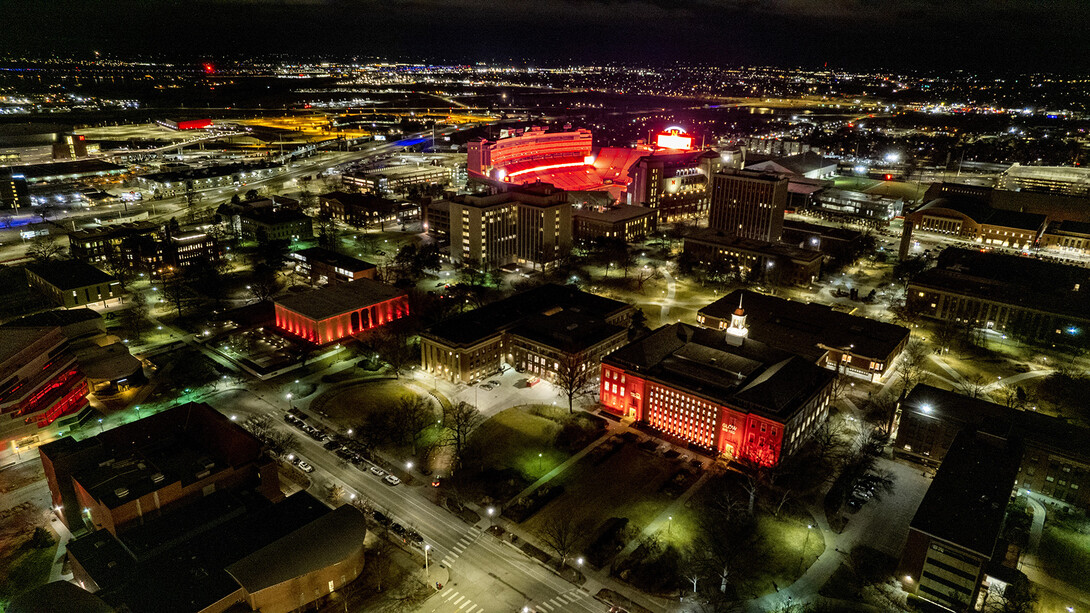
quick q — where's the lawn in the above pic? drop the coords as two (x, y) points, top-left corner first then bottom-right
(732, 510), (826, 598)
(863, 180), (927, 202)
(0, 544), (57, 606)
(832, 176), (882, 192)
(312, 380), (419, 425)
(466, 406), (571, 481)
(521, 443), (693, 549)
(1036, 514), (1090, 593)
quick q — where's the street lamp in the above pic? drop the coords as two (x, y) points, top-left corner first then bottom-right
(487, 506), (495, 527)
(424, 544), (431, 575)
(406, 461), (413, 470)
(798, 524), (814, 574)
(98, 418), (104, 433)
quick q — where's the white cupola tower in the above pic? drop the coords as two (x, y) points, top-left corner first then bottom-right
(725, 295), (748, 345)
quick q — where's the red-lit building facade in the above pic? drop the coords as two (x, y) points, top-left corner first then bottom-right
(469, 128), (594, 183)
(600, 317), (834, 466)
(1, 326), (90, 460)
(274, 279), (409, 344)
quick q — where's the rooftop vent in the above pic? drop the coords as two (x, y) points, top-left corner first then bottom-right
(151, 472), (165, 484)
(114, 488), (129, 499)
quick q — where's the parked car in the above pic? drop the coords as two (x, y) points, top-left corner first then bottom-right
(385, 475), (401, 486)
(297, 461), (315, 473)
(369, 466), (386, 477)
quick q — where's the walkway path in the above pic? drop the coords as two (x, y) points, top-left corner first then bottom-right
(1018, 494), (1090, 608)
(506, 425), (619, 508)
(659, 268), (677, 325)
(614, 471), (712, 560)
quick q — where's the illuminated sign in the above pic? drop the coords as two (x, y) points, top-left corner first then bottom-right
(656, 127), (693, 150)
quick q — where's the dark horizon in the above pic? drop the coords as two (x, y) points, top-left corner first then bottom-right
(3, 0), (1089, 72)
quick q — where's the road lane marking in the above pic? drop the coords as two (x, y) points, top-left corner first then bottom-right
(537, 602), (553, 611)
(445, 591), (459, 601)
(452, 595), (465, 605)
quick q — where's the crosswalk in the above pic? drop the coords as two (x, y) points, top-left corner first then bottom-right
(435, 587), (589, 613)
(439, 525), (483, 568)
(533, 588), (590, 612)
(439, 588), (486, 613)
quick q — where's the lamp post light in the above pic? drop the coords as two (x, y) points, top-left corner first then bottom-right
(98, 418), (104, 433)
(425, 544), (430, 576)
(487, 506), (495, 527)
(798, 524), (814, 574)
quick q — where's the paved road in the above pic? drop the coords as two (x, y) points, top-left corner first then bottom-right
(199, 388), (607, 613)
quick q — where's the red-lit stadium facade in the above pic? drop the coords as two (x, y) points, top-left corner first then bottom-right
(469, 128), (593, 182)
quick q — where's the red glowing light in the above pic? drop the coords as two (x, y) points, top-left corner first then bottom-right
(202, 62), (215, 74)
(655, 128), (693, 150)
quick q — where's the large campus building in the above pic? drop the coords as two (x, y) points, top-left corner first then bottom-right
(274, 278), (409, 344)
(683, 230), (824, 287)
(421, 284), (634, 384)
(40, 402), (281, 534)
(318, 191), (398, 229)
(708, 170), (789, 242)
(600, 314), (834, 466)
(447, 182), (572, 271)
(895, 384), (1090, 509)
(25, 260), (123, 309)
(697, 290), (910, 382)
(898, 429), (1023, 612)
(626, 149), (723, 223)
(40, 402), (369, 613)
(1, 326), (91, 460)
(906, 248), (1090, 345)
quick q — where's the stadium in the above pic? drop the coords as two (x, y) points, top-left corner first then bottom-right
(467, 126), (699, 203)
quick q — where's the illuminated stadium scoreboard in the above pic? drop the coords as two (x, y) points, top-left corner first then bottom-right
(655, 127), (694, 150)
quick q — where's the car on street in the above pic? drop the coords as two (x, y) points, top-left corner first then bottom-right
(384, 475), (401, 486)
(297, 461), (315, 473)
(487, 379), (500, 386)
(369, 466), (386, 477)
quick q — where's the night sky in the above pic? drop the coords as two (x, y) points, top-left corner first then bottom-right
(4, 0), (1088, 71)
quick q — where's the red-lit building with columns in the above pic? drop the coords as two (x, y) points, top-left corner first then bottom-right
(274, 278), (409, 344)
(600, 313), (834, 466)
(1, 326), (90, 460)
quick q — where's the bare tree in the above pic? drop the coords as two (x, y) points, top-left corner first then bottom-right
(537, 515), (582, 568)
(957, 373), (989, 400)
(326, 483), (346, 506)
(897, 336), (930, 396)
(248, 271), (282, 303)
(554, 352), (595, 414)
(121, 291), (151, 342)
(992, 383), (1021, 409)
(395, 395), (437, 455)
(828, 371), (851, 405)
(443, 401), (481, 466)
(26, 235), (65, 262)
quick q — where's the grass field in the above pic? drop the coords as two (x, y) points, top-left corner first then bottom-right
(467, 406), (569, 480)
(1037, 514), (1090, 593)
(522, 443), (693, 548)
(314, 380), (418, 425)
(734, 510), (826, 598)
(0, 544), (57, 605)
